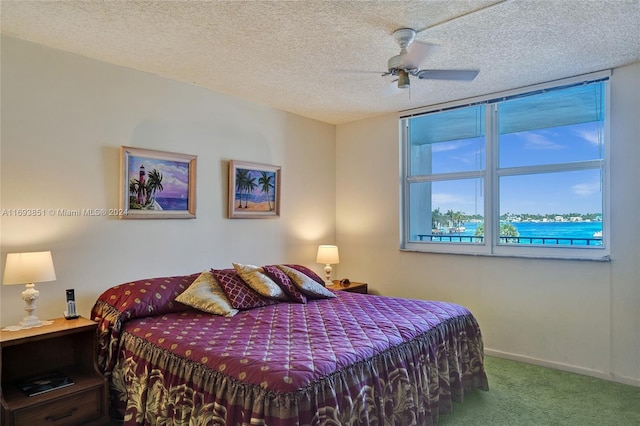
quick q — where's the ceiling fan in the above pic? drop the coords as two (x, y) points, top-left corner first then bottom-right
(383, 28), (479, 89)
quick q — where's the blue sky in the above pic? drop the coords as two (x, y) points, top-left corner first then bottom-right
(429, 121), (604, 216)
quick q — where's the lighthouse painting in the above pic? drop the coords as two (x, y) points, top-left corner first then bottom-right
(120, 146), (197, 219)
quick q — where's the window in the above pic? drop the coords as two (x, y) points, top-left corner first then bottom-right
(401, 73), (609, 260)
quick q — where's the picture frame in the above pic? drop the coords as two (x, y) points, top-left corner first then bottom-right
(228, 160), (281, 219)
(119, 146), (197, 219)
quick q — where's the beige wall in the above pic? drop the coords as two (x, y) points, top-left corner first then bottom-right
(336, 62), (640, 386)
(0, 36), (336, 323)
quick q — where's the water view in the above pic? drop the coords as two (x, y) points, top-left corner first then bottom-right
(428, 220), (603, 246)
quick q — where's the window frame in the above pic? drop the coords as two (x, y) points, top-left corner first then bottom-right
(400, 71), (611, 261)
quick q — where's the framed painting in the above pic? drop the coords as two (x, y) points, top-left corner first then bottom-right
(119, 146), (197, 219)
(228, 160), (281, 218)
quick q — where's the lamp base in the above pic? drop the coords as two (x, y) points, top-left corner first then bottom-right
(323, 264), (333, 286)
(19, 315), (43, 328)
(19, 282), (42, 328)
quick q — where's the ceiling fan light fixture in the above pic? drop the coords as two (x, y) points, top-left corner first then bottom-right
(398, 70), (410, 89)
(377, 27), (480, 90)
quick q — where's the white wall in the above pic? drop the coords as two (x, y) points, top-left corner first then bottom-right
(1, 36), (336, 324)
(336, 62), (640, 386)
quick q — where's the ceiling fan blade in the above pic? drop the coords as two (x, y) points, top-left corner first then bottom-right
(383, 79), (404, 97)
(336, 69), (389, 77)
(417, 69), (479, 81)
(401, 42), (437, 69)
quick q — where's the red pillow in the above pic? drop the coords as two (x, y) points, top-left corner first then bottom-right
(211, 269), (278, 310)
(94, 273), (200, 320)
(284, 264), (326, 286)
(263, 265), (307, 304)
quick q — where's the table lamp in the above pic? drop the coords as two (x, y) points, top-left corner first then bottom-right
(316, 245), (339, 285)
(3, 251), (57, 328)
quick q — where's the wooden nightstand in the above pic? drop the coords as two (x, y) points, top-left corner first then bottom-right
(0, 317), (109, 426)
(327, 281), (368, 294)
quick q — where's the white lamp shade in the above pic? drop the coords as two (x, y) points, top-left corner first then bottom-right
(316, 245), (339, 264)
(3, 251), (57, 285)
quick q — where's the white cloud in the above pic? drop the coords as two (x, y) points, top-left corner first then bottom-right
(431, 140), (470, 153)
(574, 128), (601, 146)
(572, 182), (600, 196)
(518, 132), (564, 150)
(433, 193), (463, 204)
(162, 174), (188, 189)
(155, 162), (189, 178)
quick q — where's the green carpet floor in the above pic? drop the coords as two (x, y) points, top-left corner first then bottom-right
(439, 356), (640, 425)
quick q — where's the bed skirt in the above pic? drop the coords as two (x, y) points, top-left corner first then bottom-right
(110, 313), (487, 425)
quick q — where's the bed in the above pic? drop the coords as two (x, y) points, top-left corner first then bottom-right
(91, 265), (488, 425)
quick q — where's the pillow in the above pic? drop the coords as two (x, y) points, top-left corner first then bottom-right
(262, 265), (307, 304)
(175, 271), (239, 317)
(95, 272), (200, 320)
(276, 265), (336, 299)
(211, 268), (278, 310)
(232, 263), (288, 301)
(284, 264), (326, 286)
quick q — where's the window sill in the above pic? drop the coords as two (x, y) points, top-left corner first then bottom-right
(399, 247), (611, 262)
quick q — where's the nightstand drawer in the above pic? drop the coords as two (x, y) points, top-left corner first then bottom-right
(327, 281), (368, 294)
(13, 387), (101, 426)
(341, 283), (367, 294)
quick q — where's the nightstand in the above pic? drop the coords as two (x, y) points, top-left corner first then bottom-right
(0, 317), (109, 426)
(327, 281), (368, 294)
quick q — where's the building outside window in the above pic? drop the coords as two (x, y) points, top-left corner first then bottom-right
(400, 72), (609, 260)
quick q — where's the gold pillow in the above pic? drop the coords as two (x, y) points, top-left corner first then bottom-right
(176, 271), (238, 317)
(233, 263), (288, 300)
(276, 265), (336, 299)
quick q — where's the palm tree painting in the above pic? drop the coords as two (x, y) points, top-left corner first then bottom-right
(234, 169), (250, 209)
(229, 160), (280, 218)
(258, 171), (275, 211)
(122, 147), (196, 219)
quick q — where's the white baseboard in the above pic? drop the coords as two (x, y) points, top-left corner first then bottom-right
(484, 348), (640, 388)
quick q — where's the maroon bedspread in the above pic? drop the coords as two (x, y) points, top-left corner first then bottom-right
(94, 290), (488, 425)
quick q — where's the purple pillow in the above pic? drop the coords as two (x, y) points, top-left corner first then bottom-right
(211, 269), (278, 310)
(263, 265), (307, 304)
(284, 264), (326, 286)
(93, 273), (200, 321)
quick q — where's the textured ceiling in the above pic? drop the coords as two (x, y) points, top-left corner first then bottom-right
(1, 0), (639, 124)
